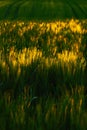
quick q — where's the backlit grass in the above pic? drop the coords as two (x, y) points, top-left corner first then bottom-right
(0, 19), (87, 130)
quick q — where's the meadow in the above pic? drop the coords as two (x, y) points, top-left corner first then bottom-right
(0, 19), (87, 130)
(0, 0), (87, 130)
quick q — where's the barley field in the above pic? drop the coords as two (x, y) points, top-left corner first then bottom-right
(0, 0), (87, 130)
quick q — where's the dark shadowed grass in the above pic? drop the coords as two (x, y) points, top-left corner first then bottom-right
(0, 49), (87, 130)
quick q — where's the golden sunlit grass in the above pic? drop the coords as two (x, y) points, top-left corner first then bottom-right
(0, 19), (87, 130)
(0, 19), (86, 68)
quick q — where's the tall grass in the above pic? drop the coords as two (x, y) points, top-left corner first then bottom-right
(0, 19), (87, 130)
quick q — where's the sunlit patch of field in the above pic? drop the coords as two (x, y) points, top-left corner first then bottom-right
(0, 19), (87, 130)
(0, 19), (86, 77)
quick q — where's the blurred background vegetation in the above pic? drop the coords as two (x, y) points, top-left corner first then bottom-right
(0, 0), (87, 20)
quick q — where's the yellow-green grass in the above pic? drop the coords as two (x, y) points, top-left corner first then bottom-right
(0, 19), (87, 130)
